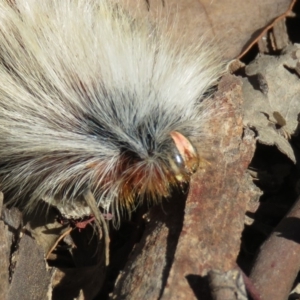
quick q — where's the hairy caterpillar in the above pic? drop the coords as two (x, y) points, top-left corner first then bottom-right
(0, 0), (222, 225)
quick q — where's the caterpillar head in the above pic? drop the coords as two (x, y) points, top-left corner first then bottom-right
(106, 131), (199, 213)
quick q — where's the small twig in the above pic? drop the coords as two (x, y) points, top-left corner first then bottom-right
(45, 226), (73, 260)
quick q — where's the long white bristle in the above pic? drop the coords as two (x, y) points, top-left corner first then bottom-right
(0, 0), (223, 222)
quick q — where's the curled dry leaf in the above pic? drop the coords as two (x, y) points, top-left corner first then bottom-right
(242, 44), (300, 163)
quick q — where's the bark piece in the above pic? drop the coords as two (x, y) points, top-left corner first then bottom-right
(0, 193), (10, 300)
(8, 232), (54, 300)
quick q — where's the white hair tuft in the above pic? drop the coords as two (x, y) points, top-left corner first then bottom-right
(0, 0), (223, 224)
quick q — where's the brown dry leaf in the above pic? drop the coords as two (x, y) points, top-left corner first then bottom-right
(27, 207), (72, 258)
(0, 202), (107, 300)
(120, 0), (295, 59)
(242, 43), (300, 163)
(112, 74), (257, 299)
(27, 208), (107, 299)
